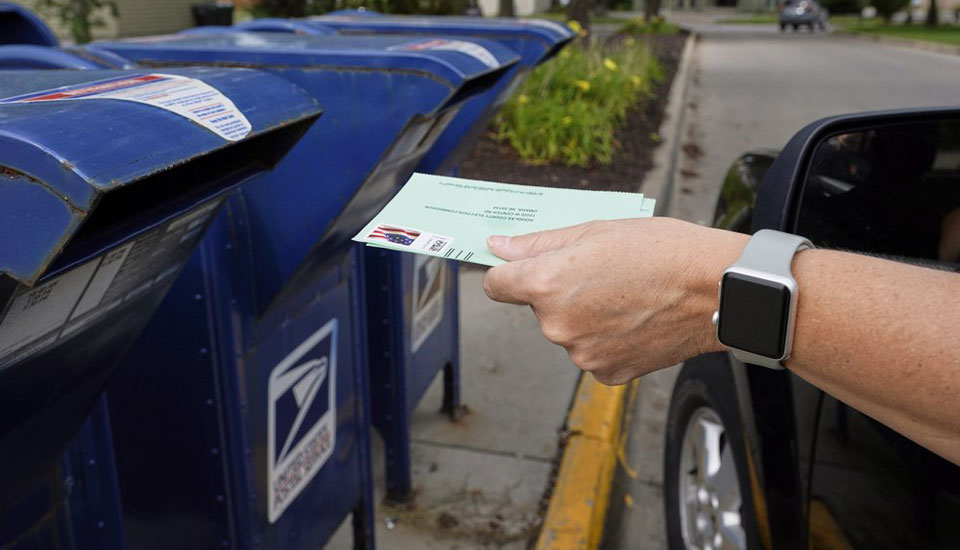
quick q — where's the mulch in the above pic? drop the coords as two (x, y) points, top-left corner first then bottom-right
(458, 31), (688, 193)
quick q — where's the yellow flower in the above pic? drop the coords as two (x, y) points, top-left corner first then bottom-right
(603, 58), (618, 71)
(629, 75), (643, 86)
(567, 20), (582, 34)
(561, 115), (573, 126)
(517, 94), (529, 105)
(573, 79), (591, 92)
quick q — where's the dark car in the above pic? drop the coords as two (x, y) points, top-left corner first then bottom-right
(780, 0), (829, 31)
(663, 109), (960, 549)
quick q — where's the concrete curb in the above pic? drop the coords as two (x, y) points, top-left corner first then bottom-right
(638, 30), (697, 215)
(834, 29), (960, 56)
(535, 377), (637, 550)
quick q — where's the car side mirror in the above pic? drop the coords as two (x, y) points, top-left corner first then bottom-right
(752, 108), (960, 267)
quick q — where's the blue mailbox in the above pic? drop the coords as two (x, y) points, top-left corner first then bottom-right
(237, 14), (574, 175)
(74, 31), (519, 547)
(0, 67), (321, 550)
(229, 15), (572, 500)
(0, 2), (58, 46)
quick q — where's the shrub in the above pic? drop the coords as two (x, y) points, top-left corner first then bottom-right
(494, 38), (664, 167)
(618, 16), (680, 36)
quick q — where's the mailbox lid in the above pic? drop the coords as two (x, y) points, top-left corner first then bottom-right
(0, 67), (321, 286)
(312, 12), (574, 66)
(88, 32), (520, 91)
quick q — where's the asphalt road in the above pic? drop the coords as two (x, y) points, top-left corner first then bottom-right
(606, 22), (960, 550)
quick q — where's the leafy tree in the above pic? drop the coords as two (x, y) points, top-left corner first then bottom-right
(871, 0), (909, 22)
(34, 0), (117, 44)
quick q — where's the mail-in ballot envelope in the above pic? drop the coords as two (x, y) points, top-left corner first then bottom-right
(353, 173), (655, 266)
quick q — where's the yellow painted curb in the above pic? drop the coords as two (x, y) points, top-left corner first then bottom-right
(536, 376), (636, 550)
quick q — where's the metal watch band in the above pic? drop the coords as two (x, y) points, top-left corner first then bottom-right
(728, 229), (813, 369)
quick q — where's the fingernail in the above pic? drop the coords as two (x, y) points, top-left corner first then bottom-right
(488, 235), (509, 249)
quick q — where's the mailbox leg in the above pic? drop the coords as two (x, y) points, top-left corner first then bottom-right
(384, 404), (414, 502)
(352, 248), (377, 547)
(441, 261), (465, 421)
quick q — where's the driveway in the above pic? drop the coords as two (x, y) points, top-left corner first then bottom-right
(607, 20), (960, 550)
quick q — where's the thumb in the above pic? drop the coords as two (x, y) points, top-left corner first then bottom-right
(487, 221), (597, 261)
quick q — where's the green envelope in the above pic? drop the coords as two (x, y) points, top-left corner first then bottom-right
(353, 173), (656, 266)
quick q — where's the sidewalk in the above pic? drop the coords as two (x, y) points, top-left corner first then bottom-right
(329, 268), (582, 549)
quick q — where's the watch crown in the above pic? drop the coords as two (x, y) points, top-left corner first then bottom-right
(711, 310), (719, 326)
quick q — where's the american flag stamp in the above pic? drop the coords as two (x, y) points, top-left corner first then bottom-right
(367, 224), (453, 255)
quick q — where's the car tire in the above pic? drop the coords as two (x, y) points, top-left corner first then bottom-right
(664, 355), (761, 550)
(779, 23), (786, 31)
(792, 23), (799, 30)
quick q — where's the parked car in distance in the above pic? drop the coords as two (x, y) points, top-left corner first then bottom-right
(780, 0), (829, 31)
(664, 108), (960, 549)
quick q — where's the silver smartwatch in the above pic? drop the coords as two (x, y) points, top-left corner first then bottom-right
(711, 229), (813, 369)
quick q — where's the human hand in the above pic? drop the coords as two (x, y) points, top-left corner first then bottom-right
(482, 217), (747, 385)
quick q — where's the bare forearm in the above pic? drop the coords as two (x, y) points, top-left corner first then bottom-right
(701, 244), (960, 461)
(786, 250), (960, 461)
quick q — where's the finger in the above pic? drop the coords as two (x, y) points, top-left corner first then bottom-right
(482, 260), (536, 305)
(487, 221), (598, 262)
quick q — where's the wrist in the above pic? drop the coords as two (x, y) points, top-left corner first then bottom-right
(689, 228), (750, 355)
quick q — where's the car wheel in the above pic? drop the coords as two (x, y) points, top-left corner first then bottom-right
(779, 23), (786, 31)
(792, 23), (799, 30)
(808, 23), (815, 31)
(664, 357), (760, 550)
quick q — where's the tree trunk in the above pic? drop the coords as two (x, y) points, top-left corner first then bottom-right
(73, 0), (92, 43)
(566, 0), (591, 29)
(644, 0), (660, 20)
(926, 0), (939, 26)
(499, 0), (515, 17)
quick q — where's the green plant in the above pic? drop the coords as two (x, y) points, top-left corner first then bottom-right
(618, 16), (679, 35)
(494, 38), (664, 167)
(34, 0), (116, 43)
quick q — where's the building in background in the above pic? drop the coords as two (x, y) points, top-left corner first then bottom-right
(14, 0), (201, 41)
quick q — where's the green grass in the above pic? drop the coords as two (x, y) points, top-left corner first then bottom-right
(717, 13), (779, 24)
(494, 39), (664, 167)
(833, 15), (960, 45)
(532, 11), (633, 26)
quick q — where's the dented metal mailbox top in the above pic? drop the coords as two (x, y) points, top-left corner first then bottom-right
(306, 11), (574, 67)
(0, 67), (321, 285)
(88, 32), (520, 91)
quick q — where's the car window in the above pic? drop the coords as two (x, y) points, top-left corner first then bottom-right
(798, 120), (960, 265)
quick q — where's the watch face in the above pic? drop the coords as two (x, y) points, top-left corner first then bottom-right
(717, 272), (791, 359)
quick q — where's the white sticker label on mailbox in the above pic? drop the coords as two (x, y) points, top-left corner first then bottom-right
(0, 74), (252, 141)
(390, 38), (499, 69)
(411, 255), (445, 353)
(267, 319), (338, 523)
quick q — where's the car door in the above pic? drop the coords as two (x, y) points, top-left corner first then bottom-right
(782, 116), (960, 548)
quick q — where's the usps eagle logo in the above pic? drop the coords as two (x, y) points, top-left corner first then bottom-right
(267, 319), (337, 523)
(368, 225), (421, 247)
